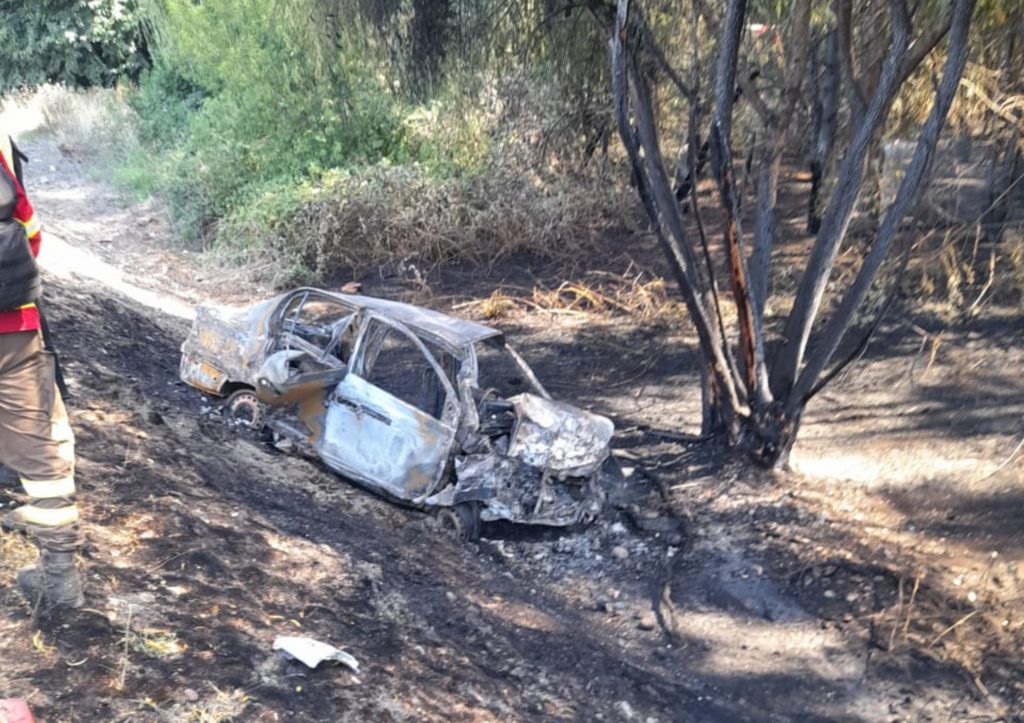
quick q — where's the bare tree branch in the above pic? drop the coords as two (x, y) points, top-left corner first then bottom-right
(711, 0), (745, 145)
(802, 228), (915, 402)
(792, 0), (977, 407)
(835, 0), (867, 118)
(808, 28), (840, 234)
(611, 0), (747, 416)
(685, 0), (745, 394)
(647, 31), (693, 100)
(705, 0), (774, 407)
(735, 69), (772, 123)
(898, 10), (953, 85)
(772, 0), (912, 399)
(749, 0), (812, 316)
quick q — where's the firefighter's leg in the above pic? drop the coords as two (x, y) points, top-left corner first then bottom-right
(0, 331), (83, 609)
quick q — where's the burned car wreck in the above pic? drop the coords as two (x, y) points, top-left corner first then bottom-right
(180, 288), (614, 538)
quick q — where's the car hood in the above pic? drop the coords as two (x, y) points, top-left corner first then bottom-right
(505, 394), (614, 477)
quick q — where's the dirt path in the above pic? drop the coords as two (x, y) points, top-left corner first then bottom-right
(0, 136), (1020, 722)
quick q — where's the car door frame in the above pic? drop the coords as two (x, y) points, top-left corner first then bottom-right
(317, 311), (461, 501)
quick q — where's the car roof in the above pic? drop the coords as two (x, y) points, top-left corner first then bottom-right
(283, 287), (503, 352)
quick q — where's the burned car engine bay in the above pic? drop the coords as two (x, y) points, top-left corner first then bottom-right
(180, 288), (616, 540)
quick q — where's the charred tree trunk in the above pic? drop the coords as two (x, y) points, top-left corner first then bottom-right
(982, 11), (1022, 234)
(407, 0), (452, 98)
(808, 29), (839, 234)
(610, 0), (976, 469)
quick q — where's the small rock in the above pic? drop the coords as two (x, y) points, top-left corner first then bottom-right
(611, 546), (630, 561)
(638, 611), (657, 631)
(183, 688), (200, 703)
(823, 589), (837, 599)
(615, 700), (636, 720)
(610, 522), (627, 535)
(445, 591), (457, 602)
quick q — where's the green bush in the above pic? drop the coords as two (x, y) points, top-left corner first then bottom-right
(0, 0), (148, 91)
(116, 0), (412, 240)
(93, 0), (635, 271)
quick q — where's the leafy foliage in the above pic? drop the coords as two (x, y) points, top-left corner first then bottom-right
(109, 0), (621, 252)
(0, 0), (148, 91)
(122, 0), (411, 238)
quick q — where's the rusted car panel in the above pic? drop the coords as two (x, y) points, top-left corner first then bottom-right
(341, 295), (501, 356)
(320, 373), (457, 499)
(179, 300), (281, 394)
(505, 394), (614, 477)
(179, 287), (614, 529)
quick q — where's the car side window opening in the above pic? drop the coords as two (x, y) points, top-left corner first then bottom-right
(359, 321), (449, 420)
(473, 337), (527, 399)
(322, 315), (358, 364)
(278, 295), (356, 366)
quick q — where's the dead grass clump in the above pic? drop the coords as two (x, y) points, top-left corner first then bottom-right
(219, 163), (639, 287)
(882, 563), (1024, 715)
(127, 628), (187, 659)
(912, 223), (1024, 312)
(0, 528), (36, 605)
(0, 528), (36, 569)
(454, 271), (689, 324)
(30, 85), (131, 157)
(1006, 226), (1024, 310)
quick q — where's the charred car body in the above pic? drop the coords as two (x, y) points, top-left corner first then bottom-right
(180, 288), (614, 537)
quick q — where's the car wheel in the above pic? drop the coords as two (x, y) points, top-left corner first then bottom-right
(223, 389), (267, 429)
(436, 503), (481, 542)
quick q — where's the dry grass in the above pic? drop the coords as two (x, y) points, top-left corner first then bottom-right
(885, 563), (1023, 716)
(779, 477), (1024, 716)
(1006, 226), (1024, 310)
(219, 162), (640, 287)
(911, 223), (1024, 312)
(453, 271), (690, 324)
(893, 60), (1024, 150)
(185, 686), (251, 723)
(13, 85), (131, 156)
(0, 527), (37, 602)
(127, 628), (187, 659)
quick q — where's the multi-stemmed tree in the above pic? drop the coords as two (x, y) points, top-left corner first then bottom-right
(608, 0), (977, 467)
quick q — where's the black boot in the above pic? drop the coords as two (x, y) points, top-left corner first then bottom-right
(17, 548), (84, 609)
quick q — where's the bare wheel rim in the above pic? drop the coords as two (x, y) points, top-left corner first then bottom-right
(224, 390), (266, 429)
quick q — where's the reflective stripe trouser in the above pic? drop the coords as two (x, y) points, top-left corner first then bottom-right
(0, 330), (77, 529)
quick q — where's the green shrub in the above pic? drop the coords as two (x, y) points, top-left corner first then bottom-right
(82, 1), (637, 269)
(0, 0), (148, 91)
(126, 64), (202, 150)
(114, 0), (411, 240)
